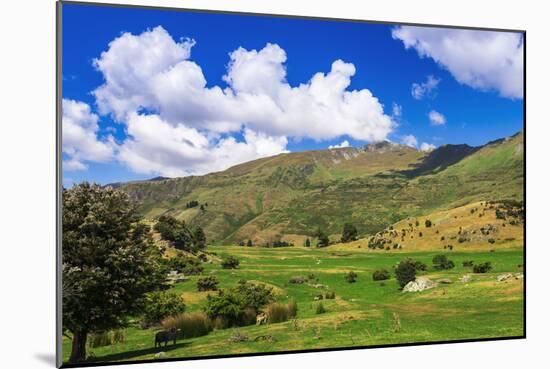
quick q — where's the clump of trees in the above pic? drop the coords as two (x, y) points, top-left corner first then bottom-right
(62, 183), (167, 363)
(341, 223), (358, 243)
(432, 254), (455, 270)
(316, 228), (330, 248)
(197, 276), (220, 291)
(164, 255), (204, 275)
(221, 255), (240, 269)
(204, 280), (274, 327)
(185, 200), (199, 208)
(154, 215), (207, 252)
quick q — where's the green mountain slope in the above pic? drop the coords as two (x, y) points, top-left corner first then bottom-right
(116, 132), (523, 245)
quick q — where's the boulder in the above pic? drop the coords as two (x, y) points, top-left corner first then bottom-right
(402, 277), (437, 292)
(437, 278), (453, 284)
(459, 274), (473, 283)
(497, 273), (513, 282)
(514, 272), (524, 279)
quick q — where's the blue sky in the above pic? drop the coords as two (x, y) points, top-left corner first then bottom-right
(61, 3), (524, 186)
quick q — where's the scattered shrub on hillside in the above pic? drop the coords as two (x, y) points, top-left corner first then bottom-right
(372, 269), (391, 281)
(221, 255), (240, 269)
(204, 281), (274, 327)
(441, 236), (445, 241)
(325, 291), (336, 299)
(197, 276), (220, 291)
(165, 255), (204, 275)
(289, 276), (306, 284)
(463, 260), (474, 267)
(185, 200), (199, 209)
(432, 255), (455, 270)
(425, 220), (432, 228)
(495, 209), (506, 220)
(315, 302), (327, 314)
(316, 230), (330, 248)
(458, 237), (470, 243)
(488, 238), (496, 244)
(419, 232), (423, 237)
(304, 238), (311, 247)
(142, 291), (186, 327)
(266, 300), (298, 324)
(415, 220), (420, 227)
(162, 312), (213, 339)
(395, 259), (418, 289)
(345, 271), (358, 283)
(473, 262), (492, 273)
(341, 223), (358, 243)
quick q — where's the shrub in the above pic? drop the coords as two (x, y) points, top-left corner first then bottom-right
(473, 262), (492, 273)
(165, 256), (204, 275)
(413, 260), (428, 271)
(463, 260), (474, 267)
(205, 281), (274, 327)
(432, 255), (455, 270)
(488, 238), (496, 244)
(372, 269), (391, 281)
(221, 255), (240, 269)
(315, 302), (326, 314)
(197, 276), (219, 291)
(425, 219), (432, 228)
(266, 300), (298, 324)
(324, 291), (336, 299)
(88, 331), (112, 348)
(162, 312), (213, 339)
(395, 259), (417, 289)
(317, 231), (330, 248)
(289, 276), (306, 284)
(143, 291), (186, 326)
(341, 223), (358, 243)
(304, 238), (311, 247)
(345, 271), (358, 283)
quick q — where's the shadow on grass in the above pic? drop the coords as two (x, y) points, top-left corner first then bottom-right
(87, 342), (191, 363)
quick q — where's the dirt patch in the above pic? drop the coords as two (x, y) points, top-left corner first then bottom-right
(179, 291), (212, 305)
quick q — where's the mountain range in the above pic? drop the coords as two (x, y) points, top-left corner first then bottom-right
(115, 132), (524, 245)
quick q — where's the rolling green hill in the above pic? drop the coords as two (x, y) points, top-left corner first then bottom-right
(116, 132), (524, 245)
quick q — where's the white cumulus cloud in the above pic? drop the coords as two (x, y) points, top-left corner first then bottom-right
(428, 110), (446, 126)
(62, 99), (115, 171)
(420, 142), (436, 152)
(328, 140), (351, 149)
(67, 26), (397, 177)
(392, 26), (523, 99)
(401, 135), (418, 148)
(411, 75), (440, 100)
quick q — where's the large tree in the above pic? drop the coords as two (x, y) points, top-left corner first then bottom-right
(341, 223), (358, 243)
(62, 183), (166, 363)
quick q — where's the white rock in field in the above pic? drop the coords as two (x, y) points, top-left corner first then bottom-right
(497, 273), (513, 282)
(154, 352), (166, 359)
(514, 272), (524, 279)
(402, 277), (437, 292)
(459, 274), (473, 283)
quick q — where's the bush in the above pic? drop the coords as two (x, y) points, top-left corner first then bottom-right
(473, 262), (492, 273)
(345, 271), (358, 283)
(372, 269), (391, 281)
(315, 302), (326, 314)
(143, 291), (186, 326)
(425, 219), (432, 227)
(165, 255), (204, 275)
(488, 238), (496, 244)
(247, 239), (253, 247)
(324, 291), (336, 299)
(205, 281), (274, 327)
(197, 276), (219, 291)
(221, 255), (240, 269)
(88, 331), (112, 348)
(266, 300), (298, 323)
(289, 276), (306, 284)
(317, 231), (330, 248)
(341, 223), (358, 243)
(462, 260), (474, 267)
(162, 312), (213, 339)
(413, 260), (428, 271)
(432, 255), (455, 270)
(395, 259), (417, 289)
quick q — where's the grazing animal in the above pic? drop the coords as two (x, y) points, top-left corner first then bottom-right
(256, 312), (268, 325)
(155, 328), (179, 348)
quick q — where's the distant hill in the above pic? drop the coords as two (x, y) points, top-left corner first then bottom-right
(115, 132), (524, 245)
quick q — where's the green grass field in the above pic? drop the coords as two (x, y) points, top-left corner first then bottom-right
(63, 245), (524, 364)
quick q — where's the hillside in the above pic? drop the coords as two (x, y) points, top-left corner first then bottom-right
(116, 132), (524, 245)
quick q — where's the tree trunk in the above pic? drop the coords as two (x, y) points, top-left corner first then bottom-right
(69, 330), (88, 363)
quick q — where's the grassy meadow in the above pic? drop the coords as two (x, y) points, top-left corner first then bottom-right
(63, 244), (524, 363)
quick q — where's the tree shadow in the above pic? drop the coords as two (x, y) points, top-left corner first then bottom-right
(87, 342), (191, 363)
